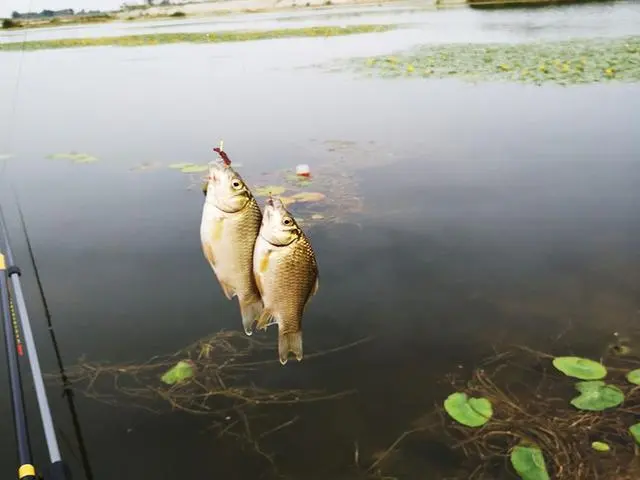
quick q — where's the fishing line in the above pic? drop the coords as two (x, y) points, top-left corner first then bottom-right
(1, 4), (93, 478)
(2, 192), (95, 480)
(0, 0), (33, 182)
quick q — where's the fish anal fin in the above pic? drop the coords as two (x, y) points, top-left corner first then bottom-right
(255, 309), (274, 331)
(239, 297), (263, 336)
(278, 331), (303, 365)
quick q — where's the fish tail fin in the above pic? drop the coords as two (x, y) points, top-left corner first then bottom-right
(239, 297), (263, 336)
(278, 331), (303, 365)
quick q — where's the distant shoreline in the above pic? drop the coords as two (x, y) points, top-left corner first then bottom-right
(2, 0), (618, 31)
(3, 0), (404, 31)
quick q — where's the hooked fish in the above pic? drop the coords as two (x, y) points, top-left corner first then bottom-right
(253, 197), (319, 365)
(200, 161), (263, 335)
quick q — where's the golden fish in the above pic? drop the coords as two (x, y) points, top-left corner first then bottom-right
(200, 161), (263, 335)
(253, 196), (319, 365)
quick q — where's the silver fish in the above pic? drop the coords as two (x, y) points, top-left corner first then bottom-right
(253, 196), (319, 365)
(200, 161), (263, 335)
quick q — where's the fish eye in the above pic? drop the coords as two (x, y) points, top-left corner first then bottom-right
(282, 217), (293, 226)
(231, 179), (242, 189)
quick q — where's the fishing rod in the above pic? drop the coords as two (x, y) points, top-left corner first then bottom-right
(11, 198), (95, 480)
(0, 201), (72, 480)
(0, 248), (36, 479)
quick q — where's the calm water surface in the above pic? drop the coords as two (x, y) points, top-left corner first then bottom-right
(0, 3), (639, 480)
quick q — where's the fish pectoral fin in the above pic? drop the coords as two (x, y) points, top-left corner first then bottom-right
(219, 281), (236, 300)
(212, 217), (224, 241)
(311, 276), (319, 297)
(258, 250), (271, 273)
(278, 331), (303, 365)
(255, 309), (274, 331)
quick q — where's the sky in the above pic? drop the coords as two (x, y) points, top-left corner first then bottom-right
(1, 0), (139, 17)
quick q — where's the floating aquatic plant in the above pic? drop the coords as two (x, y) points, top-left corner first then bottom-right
(591, 441), (610, 452)
(280, 191), (326, 206)
(254, 185), (287, 197)
(626, 368), (640, 385)
(47, 152), (99, 164)
(160, 360), (195, 385)
(0, 25), (395, 52)
(347, 35), (640, 85)
(510, 444), (550, 480)
(168, 162), (209, 173)
(443, 392), (492, 427)
(552, 356), (607, 380)
(570, 380), (624, 411)
(630, 423), (640, 445)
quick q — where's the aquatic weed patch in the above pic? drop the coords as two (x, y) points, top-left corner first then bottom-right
(351, 36), (640, 85)
(0, 24), (394, 51)
(366, 335), (640, 480)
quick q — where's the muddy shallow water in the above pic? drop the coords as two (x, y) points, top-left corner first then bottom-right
(0, 3), (639, 479)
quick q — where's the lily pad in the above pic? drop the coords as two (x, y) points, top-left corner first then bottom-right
(255, 185), (286, 196)
(570, 381), (624, 411)
(280, 192), (327, 206)
(47, 152), (99, 164)
(552, 356), (607, 380)
(180, 164), (209, 173)
(626, 369), (640, 385)
(510, 445), (550, 480)
(291, 192), (326, 203)
(160, 360), (195, 385)
(591, 441), (610, 452)
(443, 392), (492, 428)
(168, 162), (194, 169)
(630, 423), (640, 445)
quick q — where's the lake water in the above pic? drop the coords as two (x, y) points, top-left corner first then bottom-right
(1, 1), (639, 479)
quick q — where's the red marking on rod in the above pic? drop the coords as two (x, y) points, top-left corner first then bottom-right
(17, 344), (24, 356)
(213, 147), (232, 166)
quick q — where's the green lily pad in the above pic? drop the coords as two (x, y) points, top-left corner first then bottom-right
(552, 356), (607, 380)
(47, 152), (99, 164)
(168, 162), (194, 169)
(626, 369), (640, 385)
(255, 185), (286, 197)
(160, 360), (195, 385)
(591, 441), (610, 452)
(443, 392), (492, 428)
(510, 445), (550, 480)
(570, 381), (624, 411)
(630, 423), (640, 445)
(180, 164), (209, 173)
